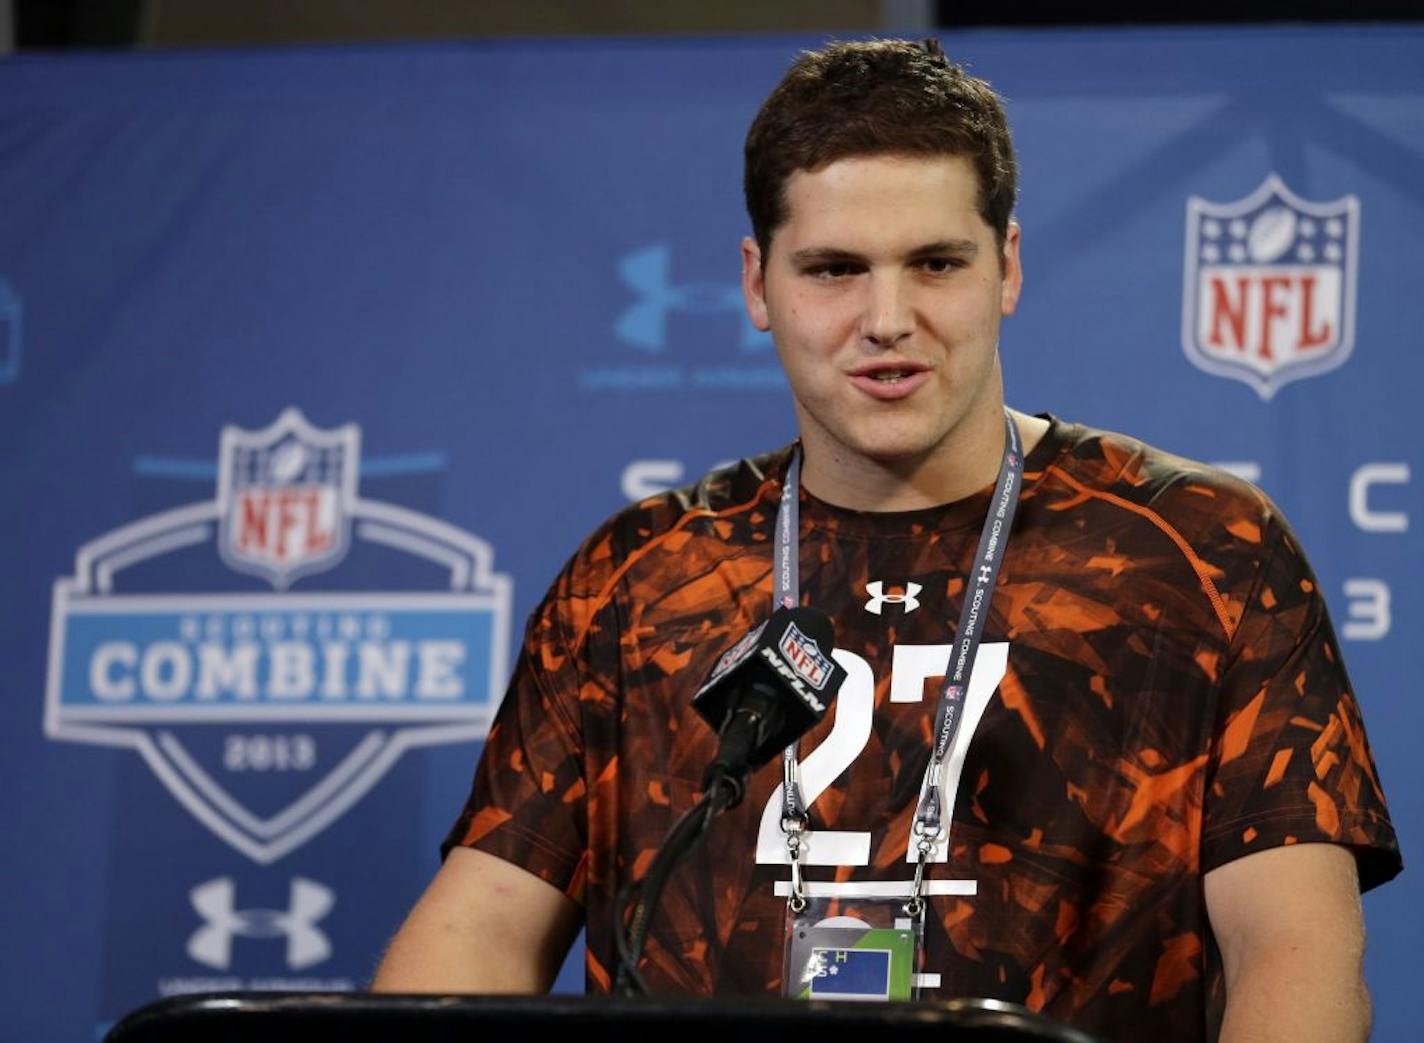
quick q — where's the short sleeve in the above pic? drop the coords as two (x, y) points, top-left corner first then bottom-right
(441, 564), (598, 902)
(1201, 512), (1401, 891)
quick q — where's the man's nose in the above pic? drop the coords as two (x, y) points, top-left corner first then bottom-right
(860, 271), (913, 348)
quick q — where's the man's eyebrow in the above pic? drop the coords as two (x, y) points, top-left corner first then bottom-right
(907, 239), (979, 259)
(787, 240), (980, 266)
(787, 247), (864, 266)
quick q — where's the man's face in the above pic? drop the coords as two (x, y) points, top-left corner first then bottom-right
(742, 154), (1021, 493)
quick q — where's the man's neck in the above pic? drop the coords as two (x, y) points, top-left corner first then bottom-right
(799, 409), (1049, 512)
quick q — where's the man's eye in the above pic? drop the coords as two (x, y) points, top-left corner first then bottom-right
(919, 257), (962, 274)
(807, 262), (859, 279)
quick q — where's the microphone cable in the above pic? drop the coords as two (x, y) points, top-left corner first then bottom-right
(612, 773), (741, 997)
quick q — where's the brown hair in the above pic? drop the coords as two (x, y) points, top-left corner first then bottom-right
(744, 39), (1017, 260)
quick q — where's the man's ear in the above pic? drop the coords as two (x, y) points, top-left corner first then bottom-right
(741, 236), (771, 332)
(1000, 220), (1023, 317)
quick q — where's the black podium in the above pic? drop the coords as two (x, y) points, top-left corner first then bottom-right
(104, 993), (1105, 1043)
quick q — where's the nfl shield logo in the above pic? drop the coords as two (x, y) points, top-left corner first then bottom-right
(1182, 174), (1358, 399)
(779, 622), (833, 691)
(217, 408), (358, 588)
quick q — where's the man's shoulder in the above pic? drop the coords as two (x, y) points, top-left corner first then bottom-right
(636, 444), (794, 531)
(1042, 416), (1298, 606)
(1045, 417), (1277, 533)
(554, 444), (793, 590)
(1038, 418), (1298, 637)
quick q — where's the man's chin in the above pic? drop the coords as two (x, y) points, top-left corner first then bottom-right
(847, 439), (938, 469)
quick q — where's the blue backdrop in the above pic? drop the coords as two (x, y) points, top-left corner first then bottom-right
(0, 27), (1419, 1041)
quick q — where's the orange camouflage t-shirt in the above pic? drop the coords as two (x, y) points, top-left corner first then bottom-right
(446, 417), (1399, 1041)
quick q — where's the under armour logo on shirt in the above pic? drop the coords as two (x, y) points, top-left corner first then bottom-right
(188, 877), (334, 970)
(864, 580), (923, 615)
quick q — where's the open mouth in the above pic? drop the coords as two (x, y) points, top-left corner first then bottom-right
(848, 366), (929, 399)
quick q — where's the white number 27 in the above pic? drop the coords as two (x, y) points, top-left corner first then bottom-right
(755, 643), (1008, 867)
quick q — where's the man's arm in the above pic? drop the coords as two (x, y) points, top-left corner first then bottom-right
(1205, 843), (1369, 1042)
(371, 847), (583, 993)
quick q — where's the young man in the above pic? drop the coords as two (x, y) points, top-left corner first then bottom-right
(374, 40), (1399, 1041)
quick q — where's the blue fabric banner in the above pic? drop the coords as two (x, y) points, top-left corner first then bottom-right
(0, 27), (1419, 1041)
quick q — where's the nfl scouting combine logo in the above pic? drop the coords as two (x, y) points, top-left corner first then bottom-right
(1182, 174), (1359, 399)
(43, 409), (512, 863)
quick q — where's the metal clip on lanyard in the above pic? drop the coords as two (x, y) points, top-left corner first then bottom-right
(781, 772), (808, 913)
(774, 414), (1024, 917)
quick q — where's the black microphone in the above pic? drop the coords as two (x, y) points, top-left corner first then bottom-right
(692, 606), (847, 806)
(613, 607), (846, 997)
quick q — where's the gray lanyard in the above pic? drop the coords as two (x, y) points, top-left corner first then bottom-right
(774, 413), (1024, 910)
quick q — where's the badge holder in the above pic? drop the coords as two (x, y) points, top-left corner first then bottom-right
(780, 821), (930, 1003)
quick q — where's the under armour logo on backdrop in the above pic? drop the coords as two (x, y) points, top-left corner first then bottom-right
(864, 581), (922, 615)
(188, 877), (334, 970)
(615, 244), (770, 352)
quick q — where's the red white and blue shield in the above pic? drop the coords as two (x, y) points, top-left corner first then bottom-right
(217, 409), (358, 588)
(1182, 174), (1359, 399)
